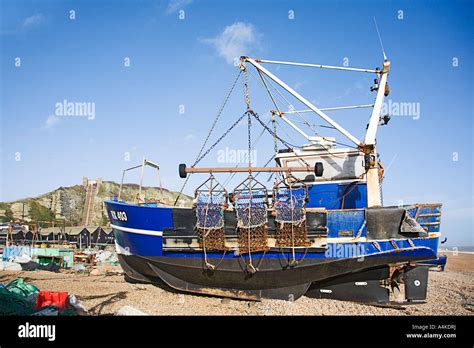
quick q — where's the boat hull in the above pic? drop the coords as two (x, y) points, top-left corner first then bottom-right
(117, 247), (436, 300)
(105, 200), (440, 302)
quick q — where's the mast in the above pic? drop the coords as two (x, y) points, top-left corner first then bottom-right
(242, 57), (363, 147)
(240, 56), (391, 208)
(363, 59), (391, 207)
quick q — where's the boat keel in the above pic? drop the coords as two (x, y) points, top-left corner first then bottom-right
(148, 262), (311, 301)
(306, 265), (430, 305)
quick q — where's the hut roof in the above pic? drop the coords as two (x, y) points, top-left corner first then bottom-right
(102, 228), (113, 234)
(65, 227), (88, 235)
(0, 229), (24, 235)
(40, 227), (63, 235)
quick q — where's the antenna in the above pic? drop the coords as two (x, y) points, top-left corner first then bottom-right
(373, 17), (387, 60)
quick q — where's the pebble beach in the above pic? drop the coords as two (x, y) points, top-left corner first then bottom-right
(1, 250), (472, 316)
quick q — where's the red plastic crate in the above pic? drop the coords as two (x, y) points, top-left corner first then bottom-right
(34, 291), (69, 309)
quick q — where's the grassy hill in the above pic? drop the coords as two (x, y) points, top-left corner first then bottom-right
(0, 181), (192, 226)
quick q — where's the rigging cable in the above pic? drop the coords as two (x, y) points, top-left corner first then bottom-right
(255, 68), (361, 157)
(174, 70), (243, 206)
(222, 121), (270, 187)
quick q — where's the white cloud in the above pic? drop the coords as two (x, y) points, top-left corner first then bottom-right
(184, 134), (195, 141)
(45, 115), (60, 129)
(166, 0), (193, 14)
(22, 13), (45, 28)
(203, 22), (262, 64)
(293, 81), (305, 90)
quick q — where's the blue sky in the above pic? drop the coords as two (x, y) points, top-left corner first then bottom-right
(1, 0), (472, 245)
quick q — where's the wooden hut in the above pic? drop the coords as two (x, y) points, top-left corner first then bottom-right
(65, 227), (91, 249)
(103, 228), (115, 244)
(39, 227), (63, 243)
(90, 226), (109, 246)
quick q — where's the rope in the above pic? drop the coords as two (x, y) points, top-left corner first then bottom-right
(246, 184), (254, 272)
(233, 176), (269, 273)
(290, 186), (296, 264)
(274, 171), (311, 260)
(279, 246), (309, 268)
(201, 176), (214, 270)
(195, 175), (228, 270)
(244, 81), (257, 273)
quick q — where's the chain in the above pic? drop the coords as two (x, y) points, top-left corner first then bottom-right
(247, 112), (252, 167)
(194, 112), (248, 166)
(249, 110), (293, 147)
(194, 70), (242, 167)
(243, 67), (250, 110)
(271, 112), (281, 182)
(174, 70), (242, 206)
(249, 110), (312, 168)
(253, 154), (275, 180)
(272, 113), (278, 156)
(243, 66), (255, 169)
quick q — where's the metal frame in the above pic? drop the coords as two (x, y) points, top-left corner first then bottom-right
(242, 57), (363, 147)
(272, 173), (309, 206)
(254, 59), (380, 74)
(232, 174), (269, 209)
(241, 56), (390, 148)
(181, 164), (314, 177)
(181, 56), (391, 209)
(364, 60), (390, 146)
(240, 56), (392, 208)
(194, 174), (228, 201)
(118, 158), (162, 202)
(281, 104), (375, 114)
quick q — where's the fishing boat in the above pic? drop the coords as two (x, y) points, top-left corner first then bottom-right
(104, 54), (442, 304)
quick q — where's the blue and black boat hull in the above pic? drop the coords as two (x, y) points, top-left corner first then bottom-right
(105, 200), (441, 302)
(117, 248), (436, 301)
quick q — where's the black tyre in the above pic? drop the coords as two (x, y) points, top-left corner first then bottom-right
(315, 162), (324, 177)
(179, 163), (187, 178)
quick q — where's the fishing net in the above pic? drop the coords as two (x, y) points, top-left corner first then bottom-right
(195, 192), (225, 229)
(274, 183), (311, 248)
(274, 187), (306, 222)
(233, 177), (269, 253)
(0, 278), (78, 316)
(194, 176), (228, 251)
